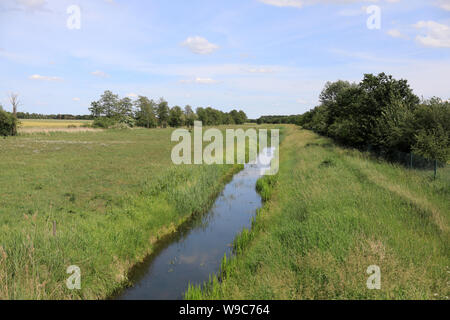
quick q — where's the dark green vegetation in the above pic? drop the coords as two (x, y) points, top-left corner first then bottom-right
(298, 73), (450, 163)
(0, 125), (271, 299)
(16, 112), (93, 120)
(256, 115), (302, 125)
(89, 90), (248, 129)
(186, 126), (449, 300)
(0, 106), (18, 137)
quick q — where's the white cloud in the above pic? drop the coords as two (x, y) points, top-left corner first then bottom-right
(414, 21), (450, 48)
(436, 0), (450, 11)
(72, 97), (80, 101)
(126, 93), (138, 98)
(196, 77), (218, 84)
(29, 74), (63, 81)
(257, 0), (303, 8)
(15, 0), (48, 11)
(337, 7), (365, 16)
(257, 0), (401, 8)
(243, 67), (275, 73)
(91, 70), (110, 78)
(181, 36), (219, 55)
(387, 29), (408, 39)
(180, 77), (219, 84)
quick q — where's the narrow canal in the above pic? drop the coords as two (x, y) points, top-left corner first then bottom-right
(117, 148), (275, 300)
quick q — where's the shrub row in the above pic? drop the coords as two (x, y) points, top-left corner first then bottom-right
(298, 73), (449, 163)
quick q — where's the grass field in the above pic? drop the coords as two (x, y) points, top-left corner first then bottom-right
(0, 125), (276, 299)
(19, 119), (93, 128)
(186, 126), (449, 300)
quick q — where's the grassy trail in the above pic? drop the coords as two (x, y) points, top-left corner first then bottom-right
(186, 126), (449, 300)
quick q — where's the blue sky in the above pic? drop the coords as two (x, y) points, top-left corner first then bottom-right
(0, 0), (449, 118)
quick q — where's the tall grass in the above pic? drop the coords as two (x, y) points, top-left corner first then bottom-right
(186, 126), (449, 300)
(0, 125), (275, 299)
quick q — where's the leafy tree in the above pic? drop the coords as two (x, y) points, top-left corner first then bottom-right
(222, 113), (234, 125)
(117, 97), (134, 119)
(135, 96), (157, 128)
(0, 108), (18, 136)
(412, 98), (450, 162)
(320, 80), (354, 106)
(156, 98), (170, 128)
(359, 73), (419, 147)
(89, 90), (120, 118)
(168, 106), (184, 127)
(89, 101), (102, 118)
(196, 107), (209, 125)
(413, 127), (449, 163)
(375, 99), (416, 152)
(184, 105), (197, 128)
(319, 80), (356, 131)
(230, 109), (247, 124)
(238, 111), (247, 124)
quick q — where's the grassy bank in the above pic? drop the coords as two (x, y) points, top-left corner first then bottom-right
(186, 126), (449, 300)
(0, 125), (272, 299)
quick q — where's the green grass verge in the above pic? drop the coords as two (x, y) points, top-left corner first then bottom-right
(185, 126), (449, 300)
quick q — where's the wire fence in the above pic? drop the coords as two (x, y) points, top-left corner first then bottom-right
(365, 145), (447, 178)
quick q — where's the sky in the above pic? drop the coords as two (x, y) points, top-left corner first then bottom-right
(0, 0), (449, 118)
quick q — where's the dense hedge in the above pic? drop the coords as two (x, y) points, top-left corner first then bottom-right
(298, 73), (450, 163)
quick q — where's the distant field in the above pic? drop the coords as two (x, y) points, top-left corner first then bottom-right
(19, 119), (92, 127)
(18, 119), (95, 133)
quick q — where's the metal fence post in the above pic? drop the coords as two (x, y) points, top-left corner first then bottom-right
(434, 160), (437, 179)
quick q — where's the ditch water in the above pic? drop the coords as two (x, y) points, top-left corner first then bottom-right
(116, 148), (275, 300)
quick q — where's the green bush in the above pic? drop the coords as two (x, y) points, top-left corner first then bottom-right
(92, 117), (117, 128)
(0, 108), (18, 137)
(119, 116), (136, 128)
(413, 127), (449, 163)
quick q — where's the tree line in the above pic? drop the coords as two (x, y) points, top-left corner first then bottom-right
(256, 115), (302, 125)
(89, 90), (248, 128)
(16, 113), (93, 120)
(298, 73), (450, 163)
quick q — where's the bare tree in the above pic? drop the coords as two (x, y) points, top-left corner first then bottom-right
(8, 93), (20, 136)
(9, 92), (20, 117)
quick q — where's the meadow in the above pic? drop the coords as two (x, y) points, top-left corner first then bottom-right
(0, 123), (274, 299)
(1, 122), (448, 300)
(18, 119), (95, 134)
(186, 126), (449, 300)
